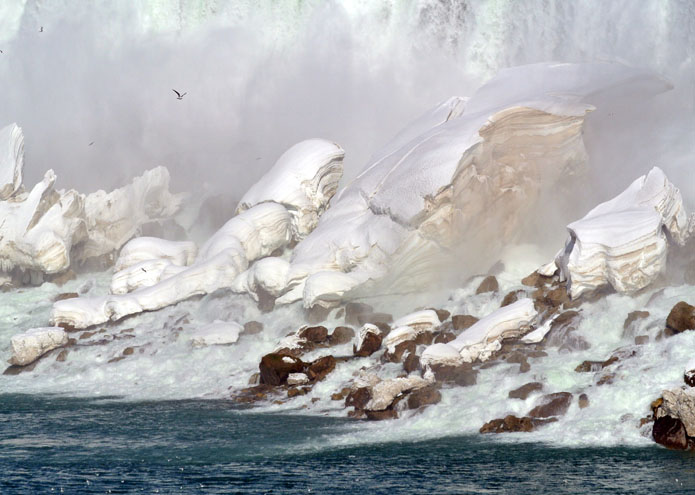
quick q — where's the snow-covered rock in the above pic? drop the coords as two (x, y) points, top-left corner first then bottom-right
(287, 373), (310, 386)
(0, 123), (24, 200)
(114, 237), (197, 272)
(365, 376), (431, 411)
(420, 343), (464, 368)
(189, 321), (242, 346)
(392, 310), (440, 331)
(9, 327), (67, 366)
(284, 62), (672, 308)
(557, 167), (691, 298)
(446, 298), (537, 362)
(237, 139), (344, 238)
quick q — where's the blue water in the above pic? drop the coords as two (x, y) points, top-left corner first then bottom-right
(2, 394), (695, 494)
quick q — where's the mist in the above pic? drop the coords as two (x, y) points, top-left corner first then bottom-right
(0, 0), (692, 214)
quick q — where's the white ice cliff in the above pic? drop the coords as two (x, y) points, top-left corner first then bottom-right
(281, 62), (673, 309)
(556, 167), (693, 298)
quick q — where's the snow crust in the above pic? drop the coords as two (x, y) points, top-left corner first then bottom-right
(237, 139), (344, 238)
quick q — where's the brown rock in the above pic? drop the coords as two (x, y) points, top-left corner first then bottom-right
(403, 352), (420, 374)
(334, 308), (345, 319)
(287, 387), (307, 398)
(652, 416), (688, 450)
(354, 331), (382, 357)
(414, 331), (434, 345)
(521, 271), (553, 288)
(345, 302), (374, 326)
(122, 347), (135, 356)
(434, 332), (455, 344)
(505, 351), (527, 364)
(256, 286), (276, 313)
(299, 326), (329, 344)
(406, 385), (441, 409)
(385, 340), (416, 363)
(428, 308), (451, 322)
(305, 304), (330, 324)
(501, 290), (525, 308)
(685, 368), (695, 387)
(480, 415), (539, 433)
(331, 392), (344, 401)
(452, 315), (479, 331)
(634, 335), (649, 345)
(508, 382), (543, 400)
(623, 311), (650, 333)
(365, 409), (398, 421)
(55, 349), (69, 362)
(79, 331), (95, 340)
(517, 361), (529, 373)
(259, 353), (306, 386)
(329, 326), (355, 345)
(345, 387), (371, 410)
(476, 275), (499, 295)
(575, 355), (618, 373)
(306, 355), (336, 382)
(429, 363), (477, 386)
(578, 393), (589, 409)
(666, 301), (695, 333)
(49, 269), (77, 286)
(54, 292), (79, 302)
(528, 392), (573, 418)
(243, 321), (264, 335)
(596, 373), (615, 386)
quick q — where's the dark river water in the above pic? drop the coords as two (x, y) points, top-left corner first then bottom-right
(2, 393), (695, 494)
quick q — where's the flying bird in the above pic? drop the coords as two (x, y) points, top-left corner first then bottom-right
(172, 89), (187, 100)
(39, 26), (43, 32)
(88, 141), (94, 146)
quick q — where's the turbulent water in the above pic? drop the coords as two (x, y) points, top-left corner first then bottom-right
(1, 1), (695, 492)
(4, 394), (695, 494)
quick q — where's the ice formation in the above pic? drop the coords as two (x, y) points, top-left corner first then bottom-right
(236, 139), (345, 238)
(0, 123), (24, 200)
(189, 321), (242, 347)
(556, 167), (692, 298)
(9, 327), (67, 366)
(0, 124), (184, 279)
(423, 299), (537, 364)
(282, 62), (673, 309)
(52, 140), (345, 328)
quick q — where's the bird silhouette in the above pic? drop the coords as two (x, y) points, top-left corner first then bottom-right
(39, 26), (43, 32)
(88, 141), (94, 146)
(172, 89), (187, 100)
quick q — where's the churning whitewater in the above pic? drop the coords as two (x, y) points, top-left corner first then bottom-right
(0, 0), (694, 458)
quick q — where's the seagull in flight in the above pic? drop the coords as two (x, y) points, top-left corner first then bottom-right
(39, 26), (44, 32)
(88, 141), (94, 146)
(172, 89), (187, 100)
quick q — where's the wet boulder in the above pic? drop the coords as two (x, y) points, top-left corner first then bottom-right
(666, 302), (695, 333)
(306, 355), (336, 382)
(578, 393), (590, 409)
(328, 326), (354, 345)
(508, 382), (543, 400)
(259, 353), (305, 386)
(480, 415), (555, 434)
(652, 416), (688, 450)
(476, 275), (499, 294)
(243, 321), (264, 335)
(298, 325), (328, 344)
(528, 392), (573, 418)
(428, 363), (478, 387)
(403, 352), (420, 374)
(452, 314), (479, 331)
(345, 387), (371, 410)
(406, 385), (441, 410)
(353, 324), (383, 357)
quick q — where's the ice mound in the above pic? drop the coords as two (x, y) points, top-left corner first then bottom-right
(0, 125), (184, 279)
(51, 139), (344, 328)
(284, 62), (673, 308)
(9, 327), (67, 366)
(423, 298), (537, 364)
(236, 139), (345, 238)
(189, 321), (242, 346)
(556, 167), (693, 298)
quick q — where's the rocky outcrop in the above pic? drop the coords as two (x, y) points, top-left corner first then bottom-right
(528, 392), (573, 418)
(665, 302), (695, 333)
(480, 415), (556, 434)
(652, 416), (688, 450)
(476, 275), (499, 294)
(259, 353), (306, 386)
(508, 382), (543, 400)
